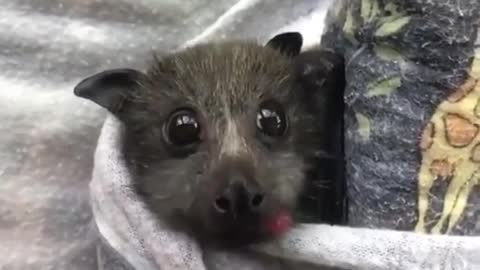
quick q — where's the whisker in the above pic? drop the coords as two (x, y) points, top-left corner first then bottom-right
(302, 194), (321, 200)
(311, 183), (329, 189)
(312, 179), (333, 184)
(152, 194), (173, 200)
(302, 150), (337, 160)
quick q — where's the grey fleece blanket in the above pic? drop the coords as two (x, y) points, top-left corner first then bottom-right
(0, 0), (331, 269)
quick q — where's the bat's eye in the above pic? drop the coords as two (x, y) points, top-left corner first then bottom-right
(256, 100), (287, 137)
(164, 109), (201, 147)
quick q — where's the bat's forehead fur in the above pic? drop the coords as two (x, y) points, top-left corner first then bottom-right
(142, 41), (294, 118)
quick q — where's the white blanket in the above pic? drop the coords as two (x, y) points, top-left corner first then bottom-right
(90, 115), (480, 270)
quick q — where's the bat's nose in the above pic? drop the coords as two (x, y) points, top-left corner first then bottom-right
(213, 178), (265, 218)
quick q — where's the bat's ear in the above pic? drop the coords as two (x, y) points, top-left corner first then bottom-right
(266, 32), (303, 56)
(293, 50), (345, 102)
(74, 68), (148, 118)
(292, 49), (345, 120)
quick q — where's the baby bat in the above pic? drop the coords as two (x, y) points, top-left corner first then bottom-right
(74, 32), (345, 248)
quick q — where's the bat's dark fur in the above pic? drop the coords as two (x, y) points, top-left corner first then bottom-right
(74, 32), (345, 248)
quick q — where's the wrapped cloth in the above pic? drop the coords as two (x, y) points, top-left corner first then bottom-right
(91, 116), (480, 270)
(89, 0), (480, 269)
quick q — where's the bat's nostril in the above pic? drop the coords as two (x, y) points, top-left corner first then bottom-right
(251, 194), (264, 208)
(214, 196), (231, 213)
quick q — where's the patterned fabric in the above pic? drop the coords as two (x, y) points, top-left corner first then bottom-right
(321, 0), (480, 234)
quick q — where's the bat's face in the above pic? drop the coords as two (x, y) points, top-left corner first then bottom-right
(74, 33), (344, 247)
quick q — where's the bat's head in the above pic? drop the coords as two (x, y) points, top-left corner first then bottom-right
(74, 32), (344, 247)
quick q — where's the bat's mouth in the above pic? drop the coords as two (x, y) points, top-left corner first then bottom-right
(191, 208), (293, 248)
(261, 209), (293, 237)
